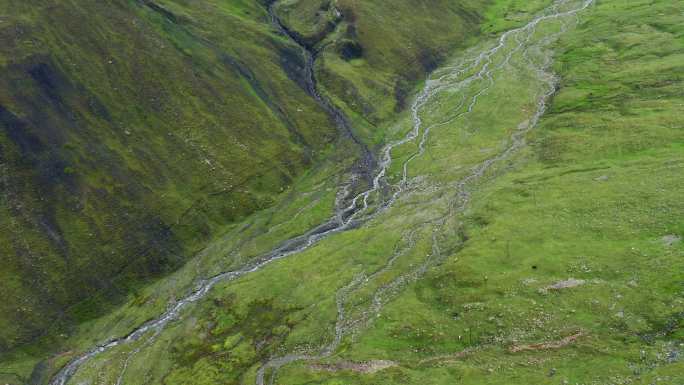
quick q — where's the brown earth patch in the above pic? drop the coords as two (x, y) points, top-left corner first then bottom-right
(509, 332), (584, 353)
(309, 360), (397, 374)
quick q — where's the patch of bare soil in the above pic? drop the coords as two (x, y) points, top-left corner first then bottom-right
(662, 234), (681, 247)
(509, 332), (584, 353)
(541, 278), (586, 293)
(309, 360), (397, 374)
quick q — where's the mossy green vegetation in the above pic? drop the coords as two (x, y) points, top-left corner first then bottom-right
(275, 0), (514, 137)
(1, 0), (683, 384)
(0, 0), (343, 354)
(0, 0), (533, 378)
(0, 0), (505, 358)
(271, 0), (683, 384)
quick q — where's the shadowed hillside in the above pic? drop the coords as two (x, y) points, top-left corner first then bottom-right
(0, 0), (341, 352)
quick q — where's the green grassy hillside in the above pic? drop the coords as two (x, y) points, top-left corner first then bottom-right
(0, 0), (345, 353)
(274, 0), (528, 136)
(0, 0), (528, 367)
(2, 0), (682, 384)
(266, 0), (683, 383)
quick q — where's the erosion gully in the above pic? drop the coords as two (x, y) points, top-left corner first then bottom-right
(268, 1), (376, 179)
(48, 1), (593, 384)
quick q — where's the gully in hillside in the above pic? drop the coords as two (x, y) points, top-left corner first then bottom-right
(268, 1), (376, 181)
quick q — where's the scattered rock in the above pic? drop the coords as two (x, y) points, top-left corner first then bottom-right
(667, 348), (680, 363)
(463, 302), (485, 311)
(540, 278), (586, 293)
(662, 234), (681, 247)
(310, 360), (397, 374)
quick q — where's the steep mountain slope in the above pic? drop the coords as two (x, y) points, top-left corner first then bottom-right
(0, 0), (343, 353)
(0, 0), (517, 370)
